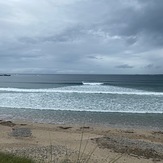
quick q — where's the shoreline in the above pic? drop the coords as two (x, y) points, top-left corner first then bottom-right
(0, 119), (163, 163)
(0, 107), (163, 131)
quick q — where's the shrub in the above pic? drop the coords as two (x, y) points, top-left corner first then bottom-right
(0, 152), (35, 163)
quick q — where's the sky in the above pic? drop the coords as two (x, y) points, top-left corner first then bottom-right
(0, 0), (163, 74)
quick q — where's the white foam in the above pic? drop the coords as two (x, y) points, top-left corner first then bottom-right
(82, 82), (103, 85)
(0, 88), (162, 114)
(0, 87), (163, 96)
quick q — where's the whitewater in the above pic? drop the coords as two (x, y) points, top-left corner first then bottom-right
(0, 84), (162, 114)
(0, 74), (162, 129)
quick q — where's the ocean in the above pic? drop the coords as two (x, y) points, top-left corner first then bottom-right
(0, 74), (163, 129)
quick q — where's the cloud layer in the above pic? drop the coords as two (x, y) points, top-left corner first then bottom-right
(0, 0), (163, 74)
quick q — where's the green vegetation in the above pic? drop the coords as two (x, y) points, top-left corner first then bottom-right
(0, 150), (122, 163)
(0, 152), (35, 163)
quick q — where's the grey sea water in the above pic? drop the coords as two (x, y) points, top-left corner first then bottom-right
(0, 74), (163, 129)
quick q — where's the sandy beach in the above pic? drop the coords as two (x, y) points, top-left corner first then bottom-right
(0, 119), (163, 163)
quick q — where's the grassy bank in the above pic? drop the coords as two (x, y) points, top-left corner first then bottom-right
(0, 152), (35, 163)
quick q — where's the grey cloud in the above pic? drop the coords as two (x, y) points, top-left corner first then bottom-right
(87, 56), (103, 60)
(145, 64), (162, 69)
(0, 0), (163, 74)
(19, 37), (38, 44)
(116, 64), (134, 69)
(93, 0), (163, 48)
(18, 26), (84, 44)
(87, 56), (98, 59)
(145, 64), (154, 69)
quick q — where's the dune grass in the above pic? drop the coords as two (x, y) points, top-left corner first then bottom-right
(0, 152), (35, 163)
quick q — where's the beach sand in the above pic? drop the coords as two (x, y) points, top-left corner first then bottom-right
(0, 120), (163, 163)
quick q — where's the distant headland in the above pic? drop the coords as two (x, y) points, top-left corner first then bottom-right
(0, 74), (11, 76)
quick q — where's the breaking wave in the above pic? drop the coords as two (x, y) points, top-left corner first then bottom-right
(0, 86), (163, 96)
(82, 82), (104, 85)
(0, 84), (162, 114)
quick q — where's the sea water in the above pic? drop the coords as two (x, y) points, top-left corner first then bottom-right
(0, 74), (162, 129)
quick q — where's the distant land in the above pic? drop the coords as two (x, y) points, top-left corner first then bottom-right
(0, 74), (11, 76)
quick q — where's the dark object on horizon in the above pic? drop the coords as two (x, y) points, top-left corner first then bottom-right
(0, 74), (11, 76)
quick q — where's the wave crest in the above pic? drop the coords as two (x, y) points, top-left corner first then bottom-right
(82, 82), (104, 85)
(0, 87), (163, 96)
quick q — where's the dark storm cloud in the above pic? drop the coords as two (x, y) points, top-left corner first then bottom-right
(95, 0), (163, 47)
(0, 0), (163, 74)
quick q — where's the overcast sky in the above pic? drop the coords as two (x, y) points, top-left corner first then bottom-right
(0, 0), (163, 74)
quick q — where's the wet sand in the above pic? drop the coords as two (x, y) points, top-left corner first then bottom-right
(0, 120), (163, 163)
